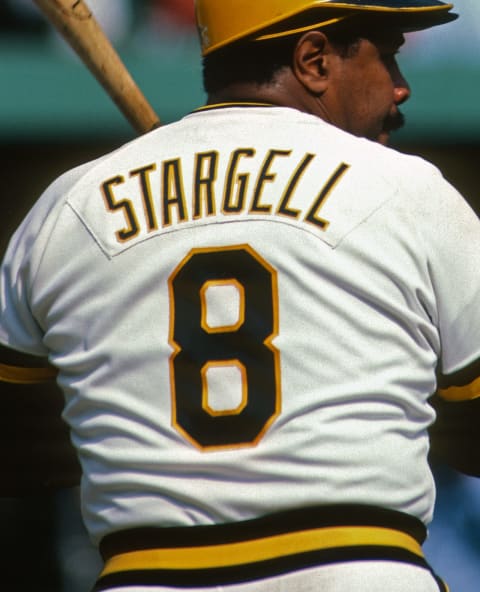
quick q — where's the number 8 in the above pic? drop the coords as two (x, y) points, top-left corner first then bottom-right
(168, 245), (281, 450)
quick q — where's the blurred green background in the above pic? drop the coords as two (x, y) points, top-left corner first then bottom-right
(1, 1), (479, 591)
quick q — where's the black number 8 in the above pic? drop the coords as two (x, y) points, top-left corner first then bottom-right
(168, 245), (281, 450)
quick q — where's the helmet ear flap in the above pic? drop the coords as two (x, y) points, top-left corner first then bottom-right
(195, 0), (457, 56)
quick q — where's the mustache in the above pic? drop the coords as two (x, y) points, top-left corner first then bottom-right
(384, 110), (405, 133)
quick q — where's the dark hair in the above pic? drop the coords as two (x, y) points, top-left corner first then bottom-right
(202, 36), (296, 95)
(202, 25), (361, 95)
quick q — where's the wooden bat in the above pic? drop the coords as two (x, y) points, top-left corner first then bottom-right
(33, 0), (161, 134)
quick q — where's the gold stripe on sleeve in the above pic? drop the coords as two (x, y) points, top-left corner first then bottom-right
(0, 363), (58, 384)
(438, 376), (480, 402)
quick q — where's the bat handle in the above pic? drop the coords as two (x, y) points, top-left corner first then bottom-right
(33, 0), (161, 135)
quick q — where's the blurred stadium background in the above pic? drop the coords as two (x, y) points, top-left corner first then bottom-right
(1, 1), (479, 590)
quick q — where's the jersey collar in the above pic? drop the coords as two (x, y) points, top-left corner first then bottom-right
(192, 102), (276, 114)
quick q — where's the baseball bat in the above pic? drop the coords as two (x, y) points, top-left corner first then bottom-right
(33, 0), (161, 134)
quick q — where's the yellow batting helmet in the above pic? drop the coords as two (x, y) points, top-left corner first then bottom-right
(195, 0), (457, 55)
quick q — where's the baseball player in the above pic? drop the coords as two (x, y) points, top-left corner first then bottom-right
(1, 1), (478, 591)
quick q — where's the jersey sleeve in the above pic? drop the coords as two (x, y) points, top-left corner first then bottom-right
(1, 223), (60, 384)
(420, 173), (480, 374)
(0, 167), (94, 494)
(0, 156), (102, 360)
(416, 166), (480, 475)
(1, 169), (62, 357)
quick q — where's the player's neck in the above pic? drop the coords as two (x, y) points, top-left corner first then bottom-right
(207, 75), (332, 126)
(207, 74), (302, 109)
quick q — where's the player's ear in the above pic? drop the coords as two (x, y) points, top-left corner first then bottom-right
(292, 31), (331, 95)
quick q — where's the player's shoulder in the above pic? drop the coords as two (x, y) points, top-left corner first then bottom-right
(30, 131), (164, 218)
(30, 154), (109, 216)
(349, 132), (479, 238)
(361, 137), (439, 180)
(9, 155), (106, 247)
(60, 121), (180, 189)
(321, 119), (441, 184)
(289, 112), (476, 236)
(240, 105), (445, 187)
(328, 122), (456, 205)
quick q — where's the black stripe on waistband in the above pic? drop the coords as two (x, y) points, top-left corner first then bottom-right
(94, 505), (433, 590)
(99, 504), (427, 559)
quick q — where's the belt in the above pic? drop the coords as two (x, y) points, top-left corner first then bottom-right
(94, 504), (438, 591)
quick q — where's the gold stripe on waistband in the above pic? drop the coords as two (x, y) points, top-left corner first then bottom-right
(101, 525), (424, 577)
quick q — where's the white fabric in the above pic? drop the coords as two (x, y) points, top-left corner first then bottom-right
(2, 107), (480, 548)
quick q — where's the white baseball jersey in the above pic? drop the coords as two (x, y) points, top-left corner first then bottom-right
(1, 105), (480, 556)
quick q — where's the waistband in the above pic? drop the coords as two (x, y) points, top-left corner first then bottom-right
(94, 504), (435, 591)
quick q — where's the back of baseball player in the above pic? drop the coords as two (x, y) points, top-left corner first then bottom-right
(2, 2), (479, 592)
